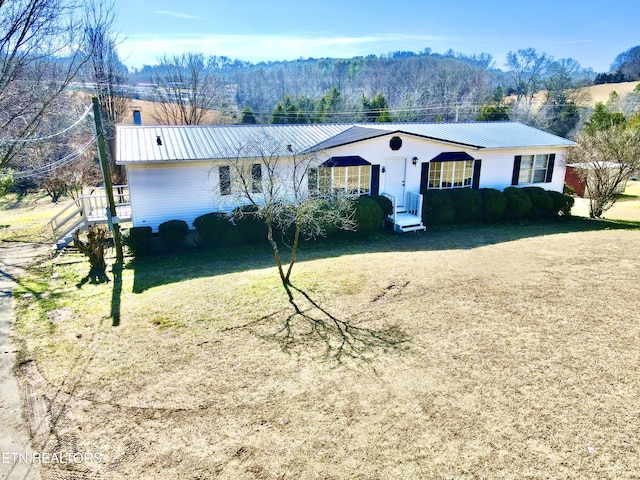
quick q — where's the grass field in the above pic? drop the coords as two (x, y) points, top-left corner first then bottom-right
(0, 192), (73, 244)
(3, 187), (640, 479)
(9, 216), (640, 479)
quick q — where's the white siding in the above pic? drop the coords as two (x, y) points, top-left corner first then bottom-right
(316, 134), (569, 194)
(126, 159), (302, 231)
(127, 161), (230, 231)
(126, 133), (571, 231)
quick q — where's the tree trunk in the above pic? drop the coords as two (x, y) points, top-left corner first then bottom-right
(285, 224), (301, 283)
(267, 222), (294, 302)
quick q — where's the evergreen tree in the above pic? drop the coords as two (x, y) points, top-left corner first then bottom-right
(583, 102), (627, 136)
(240, 106), (257, 124)
(477, 104), (510, 121)
(314, 87), (344, 123)
(362, 93), (392, 122)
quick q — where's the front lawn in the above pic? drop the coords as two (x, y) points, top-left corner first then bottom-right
(12, 220), (640, 479)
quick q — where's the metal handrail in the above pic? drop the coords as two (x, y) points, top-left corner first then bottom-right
(49, 185), (131, 242)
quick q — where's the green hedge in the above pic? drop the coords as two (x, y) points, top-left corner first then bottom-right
(503, 187), (532, 220)
(369, 195), (394, 217)
(422, 190), (455, 225)
(450, 189), (483, 222)
(193, 212), (233, 247)
(124, 226), (153, 258)
(479, 188), (507, 222)
(353, 196), (384, 235)
(232, 205), (268, 245)
(521, 187), (554, 219)
(158, 220), (189, 250)
(548, 191), (574, 217)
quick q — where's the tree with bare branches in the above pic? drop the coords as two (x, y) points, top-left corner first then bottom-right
(153, 53), (225, 125)
(81, 0), (128, 183)
(571, 126), (640, 218)
(0, 0), (90, 168)
(223, 133), (354, 301)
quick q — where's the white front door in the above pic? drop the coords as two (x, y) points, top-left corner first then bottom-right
(384, 157), (406, 206)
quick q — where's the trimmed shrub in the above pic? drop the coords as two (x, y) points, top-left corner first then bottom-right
(369, 194), (393, 217)
(548, 191), (575, 217)
(560, 194), (574, 217)
(193, 212), (233, 247)
(563, 182), (576, 196)
(422, 190), (454, 225)
(124, 226), (153, 258)
(232, 205), (267, 245)
(503, 187), (532, 220)
(450, 188), (483, 222)
(522, 187), (554, 219)
(220, 227), (246, 247)
(352, 196), (384, 235)
(480, 188), (507, 222)
(158, 220), (189, 250)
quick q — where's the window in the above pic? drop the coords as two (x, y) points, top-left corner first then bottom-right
(219, 165), (231, 196)
(428, 160), (473, 189)
(518, 154), (549, 184)
(308, 168), (318, 196)
(311, 165), (371, 197)
(251, 164), (262, 193)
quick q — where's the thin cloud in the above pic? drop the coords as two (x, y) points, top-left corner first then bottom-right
(154, 10), (204, 21)
(120, 32), (447, 67)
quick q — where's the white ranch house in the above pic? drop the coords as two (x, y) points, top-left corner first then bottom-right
(115, 122), (575, 233)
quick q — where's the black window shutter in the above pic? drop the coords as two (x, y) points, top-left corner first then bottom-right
(545, 154), (556, 183)
(472, 159), (482, 189)
(370, 165), (380, 196)
(420, 163), (430, 193)
(308, 168), (318, 196)
(219, 165), (231, 195)
(511, 156), (522, 186)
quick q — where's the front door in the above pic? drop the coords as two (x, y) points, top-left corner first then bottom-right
(385, 157), (406, 206)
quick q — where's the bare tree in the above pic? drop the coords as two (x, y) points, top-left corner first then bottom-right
(0, 0), (90, 168)
(153, 53), (224, 125)
(224, 133), (354, 301)
(506, 48), (551, 124)
(81, 0), (128, 183)
(541, 58), (592, 137)
(570, 126), (640, 218)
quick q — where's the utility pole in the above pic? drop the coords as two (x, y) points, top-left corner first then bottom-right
(92, 97), (123, 262)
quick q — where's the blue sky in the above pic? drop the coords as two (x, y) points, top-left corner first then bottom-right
(114, 0), (639, 72)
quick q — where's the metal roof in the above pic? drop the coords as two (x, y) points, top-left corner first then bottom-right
(116, 122), (575, 164)
(352, 122), (577, 149)
(116, 124), (351, 163)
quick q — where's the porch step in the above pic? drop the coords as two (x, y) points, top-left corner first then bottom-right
(54, 232), (76, 250)
(392, 212), (426, 233)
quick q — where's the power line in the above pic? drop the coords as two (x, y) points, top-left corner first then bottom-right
(0, 104), (93, 143)
(8, 136), (97, 180)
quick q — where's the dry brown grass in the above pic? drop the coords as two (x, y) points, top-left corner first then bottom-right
(509, 80), (640, 109)
(13, 222), (640, 479)
(122, 99), (226, 125)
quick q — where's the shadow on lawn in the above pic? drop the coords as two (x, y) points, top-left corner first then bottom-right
(128, 217), (640, 294)
(226, 283), (408, 362)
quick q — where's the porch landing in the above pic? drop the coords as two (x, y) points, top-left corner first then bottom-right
(393, 212), (426, 233)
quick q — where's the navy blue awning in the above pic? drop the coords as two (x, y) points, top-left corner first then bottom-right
(430, 152), (475, 162)
(320, 156), (371, 167)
